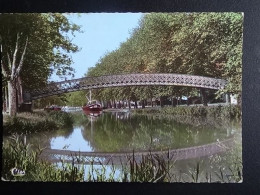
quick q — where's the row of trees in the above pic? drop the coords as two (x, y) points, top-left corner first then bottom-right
(86, 13), (243, 106)
(2, 13), (242, 111)
(1, 13), (81, 116)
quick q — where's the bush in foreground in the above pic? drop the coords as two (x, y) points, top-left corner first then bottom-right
(2, 135), (242, 182)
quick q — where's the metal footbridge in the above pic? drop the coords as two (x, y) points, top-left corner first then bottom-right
(24, 73), (227, 102)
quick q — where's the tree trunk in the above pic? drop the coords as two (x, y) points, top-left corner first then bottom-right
(187, 97), (190, 106)
(3, 86), (9, 112)
(16, 76), (23, 112)
(141, 100), (145, 108)
(8, 80), (18, 116)
(113, 100), (116, 108)
(200, 88), (208, 106)
(237, 93), (242, 107)
(160, 97), (164, 107)
(134, 101), (138, 109)
(128, 100), (131, 109)
(225, 93), (231, 104)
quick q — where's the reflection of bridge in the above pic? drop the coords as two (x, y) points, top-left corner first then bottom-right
(24, 73), (227, 102)
(40, 138), (234, 165)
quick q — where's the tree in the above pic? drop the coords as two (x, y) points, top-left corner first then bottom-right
(84, 13), (243, 106)
(65, 91), (87, 107)
(0, 13), (81, 116)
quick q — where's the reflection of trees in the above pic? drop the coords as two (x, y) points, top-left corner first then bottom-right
(55, 127), (74, 138)
(71, 111), (90, 126)
(26, 127), (74, 150)
(81, 113), (135, 152)
(26, 132), (53, 150)
(81, 112), (232, 152)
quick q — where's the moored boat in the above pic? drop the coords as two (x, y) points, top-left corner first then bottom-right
(82, 100), (102, 112)
(82, 90), (103, 112)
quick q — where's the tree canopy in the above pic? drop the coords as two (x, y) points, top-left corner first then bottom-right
(86, 13), (243, 102)
(1, 13), (81, 115)
(0, 13), (81, 90)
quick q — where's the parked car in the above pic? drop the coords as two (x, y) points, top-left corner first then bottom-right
(44, 105), (61, 111)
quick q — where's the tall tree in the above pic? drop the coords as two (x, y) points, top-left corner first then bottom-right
(0, 13), (81, 116)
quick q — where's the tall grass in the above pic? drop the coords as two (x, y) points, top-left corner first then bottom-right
(3, 111), (74, 135)
(2, 135), (84, 182)
(2, 135), (242, 182)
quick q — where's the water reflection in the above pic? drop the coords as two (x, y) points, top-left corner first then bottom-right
(83, 110), (103, 118)
(26, 111), (240, 154)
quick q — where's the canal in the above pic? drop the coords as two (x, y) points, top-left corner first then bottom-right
(23, 110), (242, 182)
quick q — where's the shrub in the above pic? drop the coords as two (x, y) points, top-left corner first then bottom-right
(133, 105), (241, 120)
(47, 111), (74, 128)
(3, 111), (74, 135)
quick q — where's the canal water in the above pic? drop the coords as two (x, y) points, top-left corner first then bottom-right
(26, 111), (240, 153)
(22, 110), (242, 182)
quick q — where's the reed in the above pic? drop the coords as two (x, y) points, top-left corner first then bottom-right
(2, 135), (84, 182)
(2, 135), (242, 182)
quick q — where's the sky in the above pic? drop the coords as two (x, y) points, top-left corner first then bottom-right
(49, 13), (143, 82)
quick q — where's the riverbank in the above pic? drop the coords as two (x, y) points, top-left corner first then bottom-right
(132, 104), (241, 120)
(3, 110), (74, 135)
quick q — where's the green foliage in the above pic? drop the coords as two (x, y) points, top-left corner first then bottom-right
(86, 13), (243, 103)
(34, 94), (68, 108)
(0, 13), (81, 89)
(2, 135), (85, 181)
(134, 105), (241, 119)
(3, 114), (57, 135)
(65, 91), (87, 106)
(47, 110), (74, 128)
(127, 151), (171, 182)
(33, 91), (87, 109)
(3, 111), (74, 135)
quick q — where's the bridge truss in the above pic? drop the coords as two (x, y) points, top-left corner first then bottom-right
(24, 73), (227, 102)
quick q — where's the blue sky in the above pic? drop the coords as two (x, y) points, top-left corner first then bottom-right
(49, 13), (143, 82)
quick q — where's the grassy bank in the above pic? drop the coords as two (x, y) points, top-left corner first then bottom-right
(3, 110), (74, 135)
(133, 105), (241, 120)
(2, 135), (242, 182)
